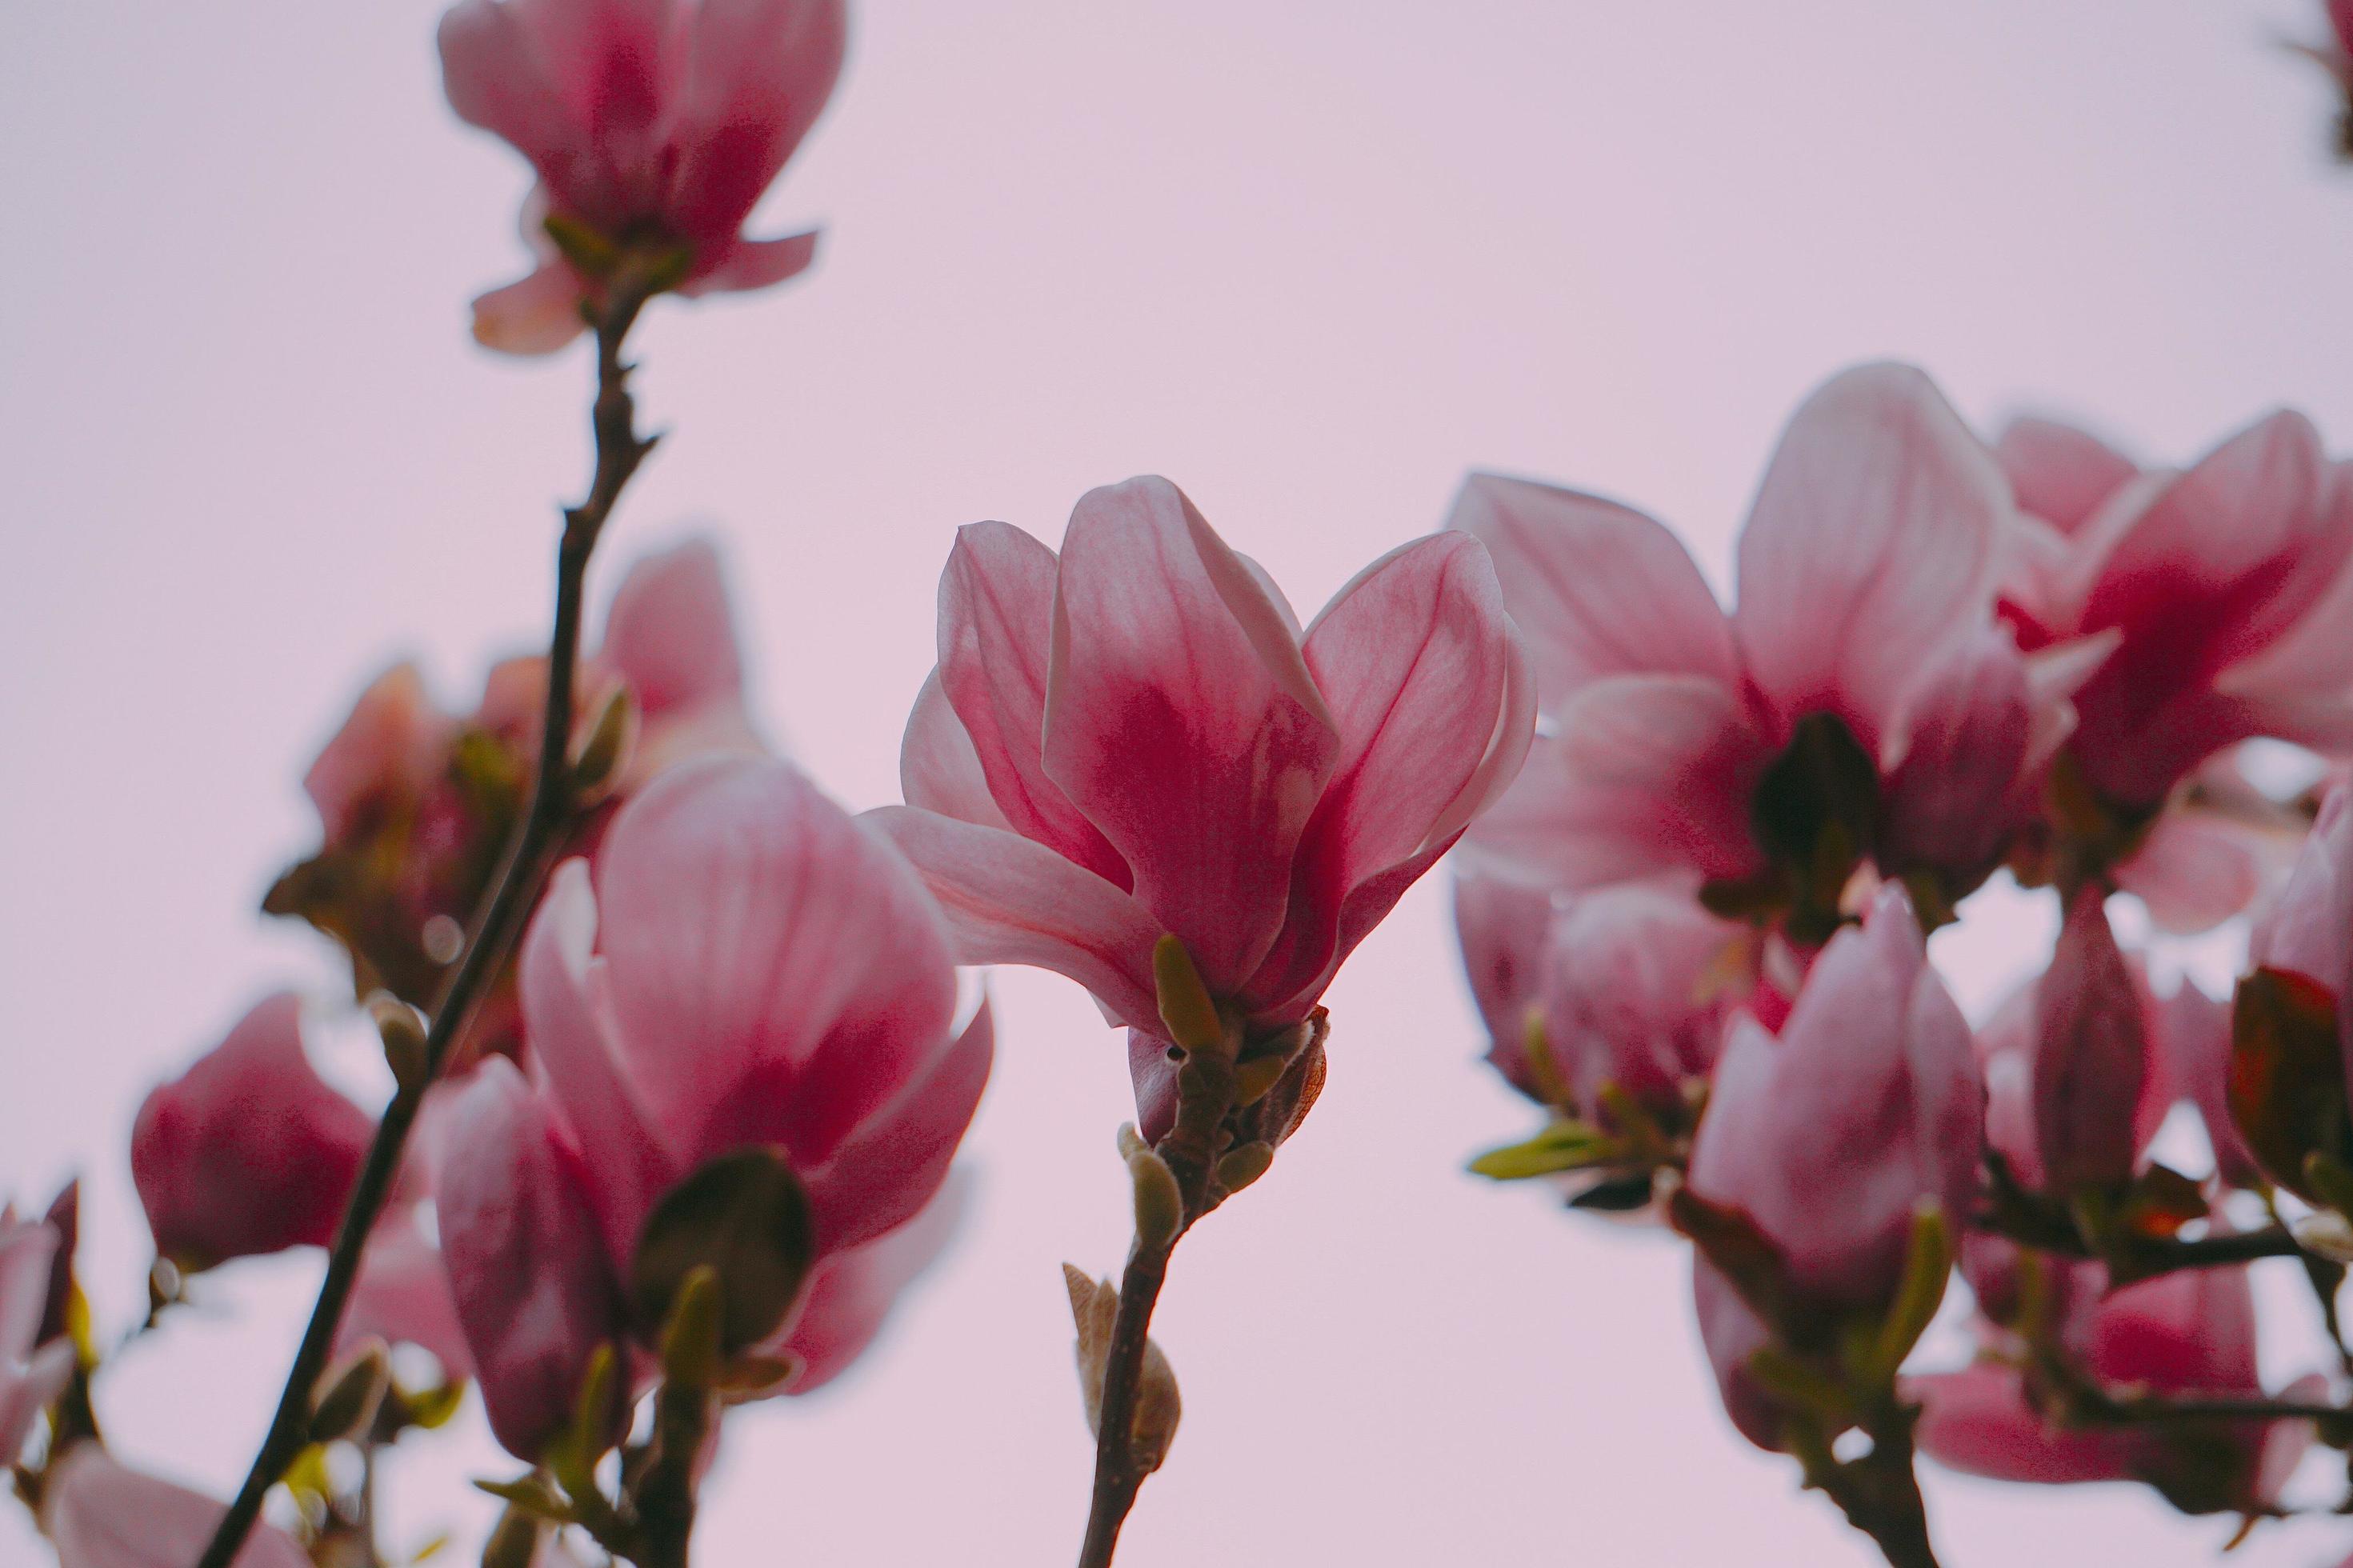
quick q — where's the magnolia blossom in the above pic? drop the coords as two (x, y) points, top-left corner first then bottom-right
(432, 756), (990, 1457)
(1454, 870), (1747, 1126)
(1996, 413), (2353, 928)
(130, 993), (376, 1271)
(1685, 886), (1982, 1449)
(438, 0), (846, 352)
(868, 476), (1531, 1135)
(1913, 1265), (2317, 1516)
(268, 541), (762, 1061)
(44, 1447), (307, 1568)
(1455, 364), (2100, 947)
(1, 1217), (71, 1467)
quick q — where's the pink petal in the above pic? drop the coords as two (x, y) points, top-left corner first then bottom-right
(2251, 782), (2353, 991)
(2030, 891), (2149, 1191)
(899, 668), (1013, 831)
(1041, 477), (1339, 990)
(862, 805), (1164, 1033)
(2154, 978), (2261, 1189)
(337, 1213), (473, 1381)
(1465, 675), (1769, 890)
(2111, 808), (2266, 935)
(0, 1219), (58, 1373)
(1451, 868), (1555, 1064)
(430, 1058), (625, 1461)
(681, 229), (819, 295)
(1691, 1256), (1783, 1451)
(470, 262), (589, 355)
(778, 1167), (968, 1395)
(517, 860), (680, 1266)
(303, 663), (450, 841)
(2213, 462), (2353, 703)
(803, 998), (992, 1255)
(934, 522), (1125, 879)
(1912, 1363), (2139, 1485)
(1879, 625), (2033, 877)
(1245, 534), (1532, 1017)
(594, 758), (960, 1167)
(662, 0), (846, 254)
(598, 538), (744, 720)
(130, 993), (377, 1270)
(1446, 472), (1739, 707)
(2020, 630), (2119, 771)
(1734, 363), (2007, 756)
(2070, 412), (2340, 801)
(438, 0), (591, 182)
(2091, 1266), (2259, 1394)
(1997, 416), (2139, 534)
(1538, 884), (1742, 1118)
(45, 1448), (311, 1568)
(1689, 886), (1979, 1306)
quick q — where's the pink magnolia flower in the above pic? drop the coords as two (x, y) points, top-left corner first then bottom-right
(1455, 364), (2098, 946)
(2014, 890), (2154, 1194)
(1455, 871), (1746, 1126)
(1685, 886), (1982, 1449)
(868, 476), (1532, 1137)
(438, 0), (846, 353)
(44, 1447), (308, 1568)
(1914, 1264), (2318, 1515)
(1995, 413), (2353, 925)
(130, 993), (376, 1272)
(432, 755), (990, 1457)
(269, 540), (762, 1063)
(1, 1215), (72, 1467)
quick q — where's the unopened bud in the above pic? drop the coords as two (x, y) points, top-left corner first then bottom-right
(570, 685), (638, 802)
(1213, 1141), (1275, 1197)
(310, 1339), (390, 1443)
(370, 994), (430, 1091)
(1128, 1149), (1183, 1251)
(1062, 1263), (1182, 1475)
(1115, 1122), (1148, 1162)
(1232, 1052), (1291, 1107)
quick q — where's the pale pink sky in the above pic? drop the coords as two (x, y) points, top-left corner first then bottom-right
(6, 2), (2353, 1564)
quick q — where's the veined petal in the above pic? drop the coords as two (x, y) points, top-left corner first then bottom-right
(935, 522), (1123, 877)
(45, 1449), (311, 1568)
(662, 0), (845, 250)
(518, 860), (680, 1263)
(1042, 477), (1339, 990)
(1997, 416), (2139, 534)
(680, 229), (819, 295)
(1734, 363), (2006, 754)
(900, 667), (1013, 830)
(1446, 471), (1738, 706)
(427, 1060), (624, 1462)
(470, 263), (589, 356)
(863, 806), (1164, 1033)
(803, 998), (992, 1255)
(598, 538), (744, 719)
(1880, 626), (2032, 877)
(594, 758), (959, 1168)
(1913, 1363), (2139, 1485)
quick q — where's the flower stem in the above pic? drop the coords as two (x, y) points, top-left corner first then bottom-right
(1075, 1041), (1239, 1568)
(194, 275), (659, 1568)
(629, 1382), (716, 1568)
(1804, 1409), (1939, 1568)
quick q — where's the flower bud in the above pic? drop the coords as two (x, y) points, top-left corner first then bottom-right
(1062, 1265), (1181, 1476)
(2028, 890), (2149, 1193)
(131, 994), (376, 1271)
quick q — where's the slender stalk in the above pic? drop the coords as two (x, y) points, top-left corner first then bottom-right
(1807, 1414), (1939, 1568)
(194, 276), (658, 1568)
(631, 1382), (717, 1568)
(2087, 1393), (2350, 1426)
(1075, 1038), (1239, 1568)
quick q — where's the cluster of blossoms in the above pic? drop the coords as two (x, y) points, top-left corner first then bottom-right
(1456, 362), (2353, 1559)
(9, 4), (2353, 1568)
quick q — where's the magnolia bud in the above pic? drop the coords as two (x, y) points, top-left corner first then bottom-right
(1127, 1149), (1183, 1252)
(370, 992), (430, 1092)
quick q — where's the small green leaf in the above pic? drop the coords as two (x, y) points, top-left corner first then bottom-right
(1467, 1120), (1613, 1181)
(1746, 1347), (1855, 1428)
(1667, 1183), (1789, 1327)
(1212, 1141), (1275, 1196)
(1862, 1203), (1952, 1388)
(660, 1264), (726, 1389)
(1152, 934), (1225, 1055)
(471, 1476), (570, 1522)
(541, 211), (619, 278)
(310, 1338), (391, 1444)
(631, 1148), (816, 1357)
